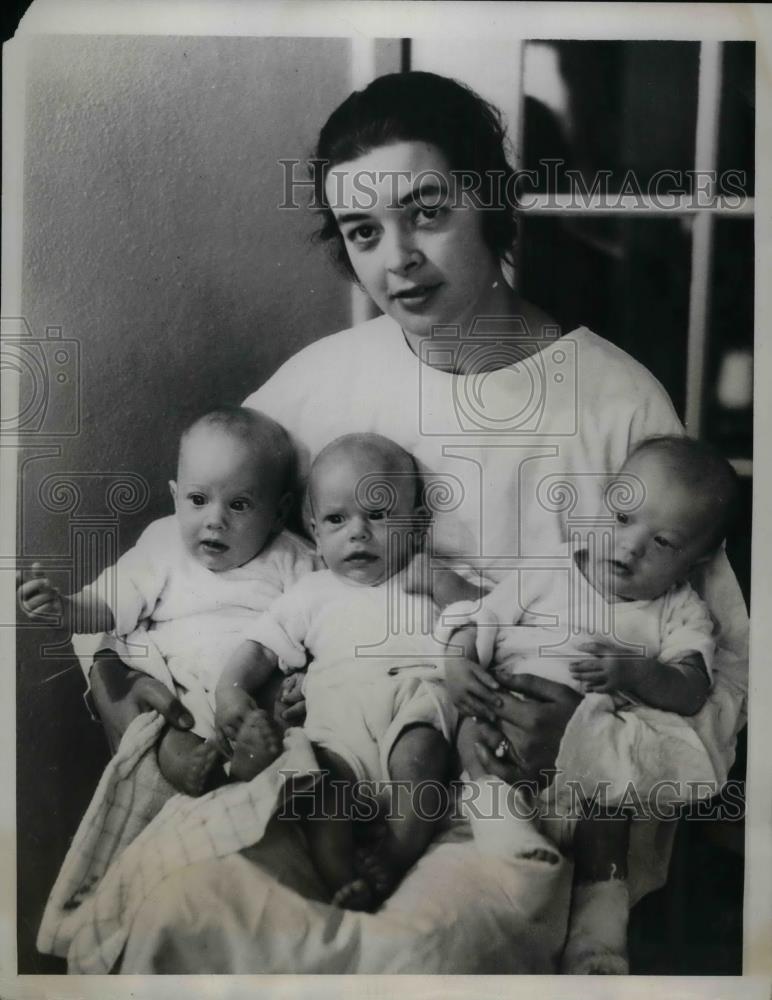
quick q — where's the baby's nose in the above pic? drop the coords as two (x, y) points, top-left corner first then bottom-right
(206, 502), (227, 528)
(349, 515), (371, 539)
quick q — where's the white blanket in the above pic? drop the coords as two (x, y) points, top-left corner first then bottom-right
(37, 713), (569, 974)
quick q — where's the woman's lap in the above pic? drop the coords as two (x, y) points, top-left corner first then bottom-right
(120, 814), (570, 974)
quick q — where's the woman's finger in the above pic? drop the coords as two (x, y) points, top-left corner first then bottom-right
(470, 664), (499, 691)
(473, 741), (519, 783)
(213, 729), (233, 759)
(282, 699), (307, 724)
(576, 640), (623, 657)
(569, 660), (604, 675)
(464, 695), (497, 722)
(466, 677), (501, 707)
(473, 718), (506, 750)
(134, 678), (194, 730)
(496, 672), (572, 703)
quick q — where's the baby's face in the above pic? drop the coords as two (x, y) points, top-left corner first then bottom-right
(171, 427), (283, 572)
(599, 450), (715, 601)
(311, 451), (419, 586)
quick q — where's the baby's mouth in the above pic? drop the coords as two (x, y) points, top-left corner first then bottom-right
(608, 558), (632, 577)
(345, 551), (377, 564)
(201, 539), (228, 554)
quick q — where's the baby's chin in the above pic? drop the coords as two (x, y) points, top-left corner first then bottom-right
(191, 544), (254, 573)
(334, 557), (388, 586)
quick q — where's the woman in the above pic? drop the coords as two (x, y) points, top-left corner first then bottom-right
(91, 72), (748, 974)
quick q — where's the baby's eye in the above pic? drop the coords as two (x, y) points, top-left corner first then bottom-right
(188, 493), (207, 507)
(368, 509), (386, 521)
(325, 513), (344, 525)
(614, 511), (629, 525)
(654, 536), (676, 550)
(230, 499), (250, 512)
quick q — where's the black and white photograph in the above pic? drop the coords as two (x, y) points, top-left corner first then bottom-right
(3, 1), (771, 991)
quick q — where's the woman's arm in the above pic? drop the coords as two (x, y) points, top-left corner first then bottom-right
(89, 649), (194, 754)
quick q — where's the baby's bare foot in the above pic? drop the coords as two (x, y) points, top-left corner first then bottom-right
(158, 733), (223, 797)
(331, 878), (374, 912)
(230, 708), (282, 782)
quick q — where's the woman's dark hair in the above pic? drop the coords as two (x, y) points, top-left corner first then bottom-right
(311, 71), (518, 279)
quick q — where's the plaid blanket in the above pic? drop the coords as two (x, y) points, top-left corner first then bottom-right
(37, 713), (321, 974)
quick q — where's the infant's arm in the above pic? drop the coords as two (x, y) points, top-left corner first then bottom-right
(618, 653), (710, 716)
(404, 551), (484, 607)
(570, 645), (710, 716)
(17, 563), (113, 633)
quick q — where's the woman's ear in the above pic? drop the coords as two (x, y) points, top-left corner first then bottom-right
(169, 481), (178, 507)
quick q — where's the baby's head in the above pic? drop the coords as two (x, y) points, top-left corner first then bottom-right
(307, 433), (423, 586)
(602, 435), (740, 601)
(171, 407), (294, 572)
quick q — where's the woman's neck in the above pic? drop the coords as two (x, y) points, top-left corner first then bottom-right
(401, 289), (562, 376)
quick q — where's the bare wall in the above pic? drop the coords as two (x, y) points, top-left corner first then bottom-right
(16, 34), (357, 971)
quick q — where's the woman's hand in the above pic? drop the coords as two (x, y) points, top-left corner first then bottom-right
(89, 650), (194, 754)
(445, 656), (501, 721)
(474, 673), (582, 788)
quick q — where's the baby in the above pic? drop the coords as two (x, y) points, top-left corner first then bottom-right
(18, 407), (315, 796)
(446, 434), (740, 973)
(215, 433), (458, 910)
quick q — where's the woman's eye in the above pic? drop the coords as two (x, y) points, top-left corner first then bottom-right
(346, 224), (378, 246)
(414, 205), (443, 226)
(189, 494), (206, 507)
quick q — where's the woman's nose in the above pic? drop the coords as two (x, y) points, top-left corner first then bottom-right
(385, 226), (423, 274)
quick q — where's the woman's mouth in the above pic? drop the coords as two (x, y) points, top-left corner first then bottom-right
(390, 283), (441, 311)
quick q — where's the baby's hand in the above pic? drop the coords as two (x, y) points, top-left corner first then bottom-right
(569, 639), (639, 693)
(274, 671), (306, 727)
(17, 563), (66, 625)
(214, 685), (258, 758)
(444, 656), (501, 721)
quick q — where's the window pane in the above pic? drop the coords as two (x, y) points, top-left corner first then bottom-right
(520, 215), (693, 416)
(704, 217), (754, 457)
(522, 41), (699, 197)
(717, 42), (755, 197)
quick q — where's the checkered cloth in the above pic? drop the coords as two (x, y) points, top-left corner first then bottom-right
(37, 713), (321, 974)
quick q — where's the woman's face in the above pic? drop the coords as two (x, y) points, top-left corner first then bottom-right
(325, 141), (507, 340)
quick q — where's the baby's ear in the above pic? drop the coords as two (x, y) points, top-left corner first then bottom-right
(169, 480), (178, 506)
